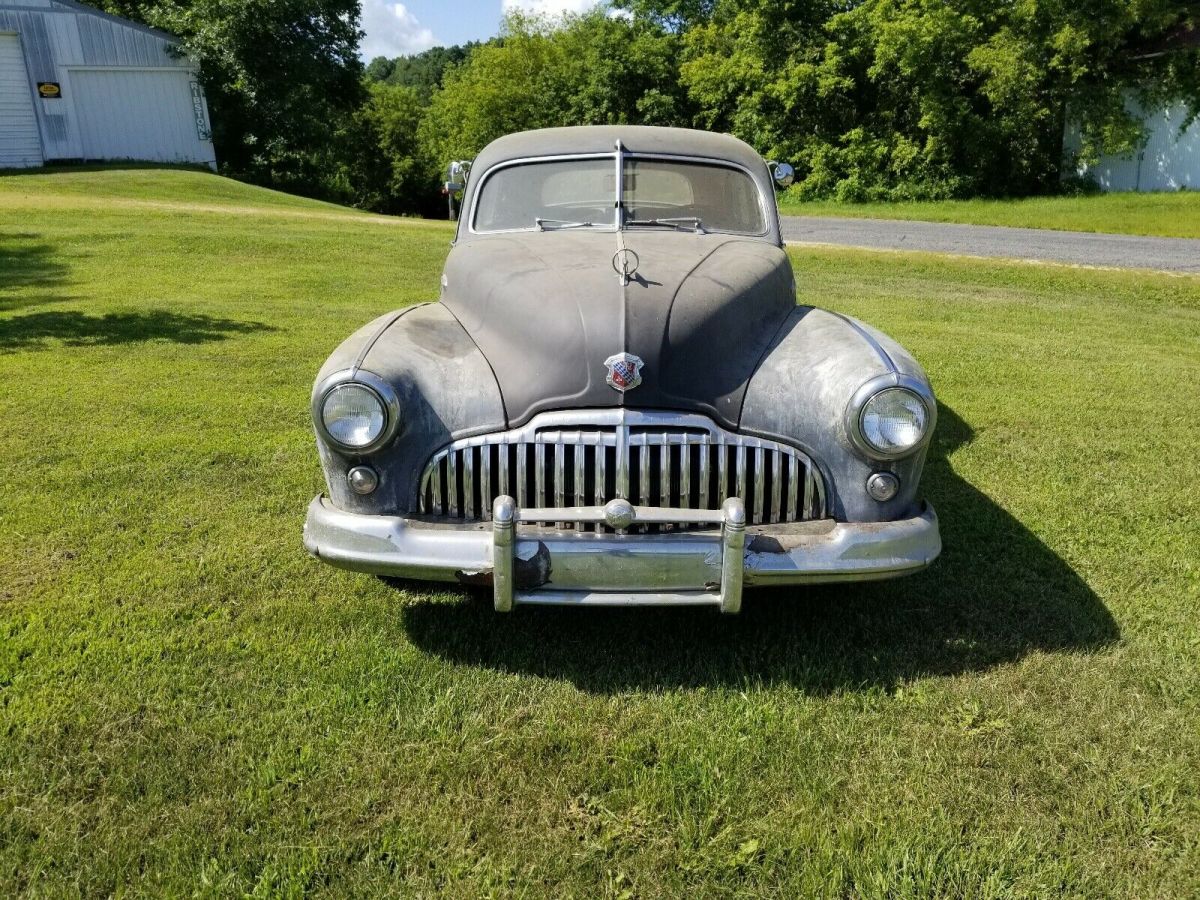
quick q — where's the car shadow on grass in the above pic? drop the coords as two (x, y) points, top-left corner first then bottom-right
(0, 309), (274, 352)
(399, 404), (1118, 693)
(0, 232), (72, 312)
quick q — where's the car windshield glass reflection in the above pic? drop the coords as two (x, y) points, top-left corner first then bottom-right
(472, 157), (765, 234)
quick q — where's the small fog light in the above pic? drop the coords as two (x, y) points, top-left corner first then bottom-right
(866, 472), (899, 502)
(347, 466), (379, 495)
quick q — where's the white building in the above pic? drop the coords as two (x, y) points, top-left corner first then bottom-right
(0, 0), (215, 169)
(1067, 100), (1200, 192)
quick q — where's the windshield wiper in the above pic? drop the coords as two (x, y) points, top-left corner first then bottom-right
(625, 217), (706, 233)
(535, 218), (599, 230)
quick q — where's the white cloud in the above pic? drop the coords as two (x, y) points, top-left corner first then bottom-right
(502, 0), (601, 16)
(360, 1), (439, 59)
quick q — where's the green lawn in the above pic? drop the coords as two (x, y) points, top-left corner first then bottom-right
(2, 169), (1198, 896)
(778, 190), (1200, 239)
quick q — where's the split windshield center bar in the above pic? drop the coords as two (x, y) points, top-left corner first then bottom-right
(614, 138), (625, 226)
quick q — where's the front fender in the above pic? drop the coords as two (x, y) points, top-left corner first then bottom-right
(739, 307), (934, 522)
(313, 302), (506, 514)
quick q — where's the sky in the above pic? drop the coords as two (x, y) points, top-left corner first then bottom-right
(359, 1), (605, 60)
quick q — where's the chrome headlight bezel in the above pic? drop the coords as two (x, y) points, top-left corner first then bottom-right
(312, 369), (401, 453)
(845, 374), (936, 461)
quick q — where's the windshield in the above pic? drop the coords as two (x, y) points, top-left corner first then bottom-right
(471, 156), (767, 234)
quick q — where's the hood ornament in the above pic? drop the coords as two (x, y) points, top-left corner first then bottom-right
(612, 247), (640, 284)
(604, 353), (644, 392)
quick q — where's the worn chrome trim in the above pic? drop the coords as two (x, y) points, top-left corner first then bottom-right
(311, 368), (403, 455)
(418, 409), (826, 524)
(304, 496), (942, 606)
(845, 374), (937, 462)
(490, 494), (748, 612)
(828, 311), (898, 373)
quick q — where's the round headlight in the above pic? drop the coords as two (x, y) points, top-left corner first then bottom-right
(321, 383), (387, 449)
(859, 388), (929, 456)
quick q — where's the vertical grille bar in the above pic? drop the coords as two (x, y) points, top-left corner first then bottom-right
(448, 450), (459, 518)
(574, 442), (586, 507)
(554, 438), (566, 511)
(573, 442), (585, 532)
(639, 438), (650, 505)
(659, 433), (670, 507)
(753, 446), (765, 524)
(717, 439), (728, 508)
(698, 436), (709, 510)
(516, 443), (528, 506)
(433, 463), (444, 515)
(534, 443), (546, 507)
(480, 445), (492, 520)
(769, 448), (782, 524)
(498, 439), (510, 500)
(736, 445), (747, 509)
(596, 439), (607, 504)
(615, 424), (629, 499)
(804, 466), (817, 520)
(680, 437), (692, 508)
(787, 455), (800, 522)
(463, 448), (475, 520)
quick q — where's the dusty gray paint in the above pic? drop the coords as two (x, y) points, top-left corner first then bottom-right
(441, 231), (794, 428)
(740, 308), (931, 522)
(313, 303), (506, 514)
(312, 126), (938, 526)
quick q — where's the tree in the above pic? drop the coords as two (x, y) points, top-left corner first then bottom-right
(419, 11), (689, 170)
(371, 44), (479, 100)
(627, 0), (1200, 199)
(353, 82), (439, 215)
(87, 0), (366, 199)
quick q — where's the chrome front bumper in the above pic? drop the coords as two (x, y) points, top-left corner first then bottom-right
(304, 494), (940, 613)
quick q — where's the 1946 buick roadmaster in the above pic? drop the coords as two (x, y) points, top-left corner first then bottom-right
(304, 126), (940, 612)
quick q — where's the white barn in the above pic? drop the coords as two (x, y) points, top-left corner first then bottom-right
(0, 0), (215, 169)
(1066, 99), (1200, 192)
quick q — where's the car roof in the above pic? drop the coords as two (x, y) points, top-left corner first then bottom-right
(471, 126), (768, 174)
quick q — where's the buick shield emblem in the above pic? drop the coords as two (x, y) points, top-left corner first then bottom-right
(604, 352), (644, 392)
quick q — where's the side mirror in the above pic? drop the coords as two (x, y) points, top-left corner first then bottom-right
(446, 159), (472, 184)
(769, 161), (795, 189)
(444, 159), (473, 221)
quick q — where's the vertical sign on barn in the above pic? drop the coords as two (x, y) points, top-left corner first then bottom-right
(189, 82), (211, 141)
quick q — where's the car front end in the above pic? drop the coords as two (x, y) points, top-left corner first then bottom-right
(303, 125), (941, 612)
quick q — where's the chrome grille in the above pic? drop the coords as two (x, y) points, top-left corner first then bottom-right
(418, 411), (824, 528)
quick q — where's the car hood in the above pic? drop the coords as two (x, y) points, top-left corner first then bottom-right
(439, 231), (795, 428)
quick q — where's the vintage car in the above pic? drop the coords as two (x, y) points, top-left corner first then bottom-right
(304, 126), (940, 612)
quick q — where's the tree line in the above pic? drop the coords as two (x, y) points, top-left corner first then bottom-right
(89, 1), (1199, 214)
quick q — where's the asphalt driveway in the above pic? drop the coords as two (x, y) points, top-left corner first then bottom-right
(780, 215), (1200, 273)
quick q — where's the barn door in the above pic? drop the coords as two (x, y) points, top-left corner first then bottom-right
(0, 33), (43, 168)
(71, 68), (205, 164)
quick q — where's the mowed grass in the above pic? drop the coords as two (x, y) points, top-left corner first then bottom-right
(2, 169), (1199, 896)
(778, 190), (1200, 239)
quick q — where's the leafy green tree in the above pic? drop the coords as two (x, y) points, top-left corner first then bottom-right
(373, 44), (479, 100)
(419, 10), (689, 172)
(353, 82), (439, 215)
(365, 56), (397, 83)
(628, 0), (1200, 199)
(87, 0), (365, 199)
